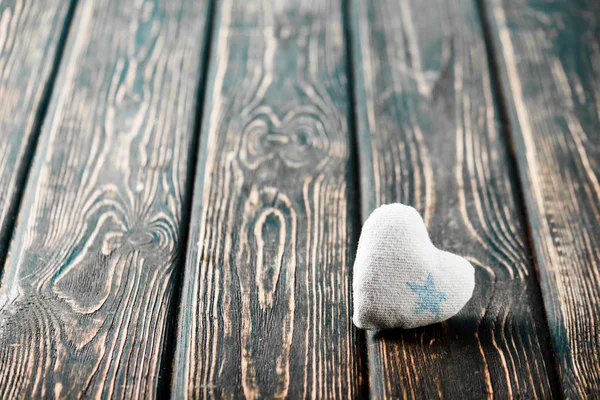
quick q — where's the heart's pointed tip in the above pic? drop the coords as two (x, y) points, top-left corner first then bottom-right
(352, 314), (366, 330)
(352, 306), (376, 330)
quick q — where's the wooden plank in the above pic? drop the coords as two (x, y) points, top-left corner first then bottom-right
(484, 0), (600, 397)
(0, 1), (73, 264)
(350, 0), (560, 397)
(0, 0), (211, 397)
(172, 0), (365, 397)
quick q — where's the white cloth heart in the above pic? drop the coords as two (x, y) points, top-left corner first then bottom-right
(353, 204), (475, 329)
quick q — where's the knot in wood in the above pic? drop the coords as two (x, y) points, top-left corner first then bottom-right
(128, 231), (155, 247)
(239, 107), (334, 170)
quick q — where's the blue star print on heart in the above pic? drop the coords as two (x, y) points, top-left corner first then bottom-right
(405, 273), (447, 318)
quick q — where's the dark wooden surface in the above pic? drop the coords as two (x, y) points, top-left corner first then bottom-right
(484, 0), (600, 397)
(0, 0), (73, 267)
(0, 0), (598, 398)
(350, 0), (559, 398)
(0, 0), (211, 397)
(171, 0), (365, 397)
(352, 0), (556, 398)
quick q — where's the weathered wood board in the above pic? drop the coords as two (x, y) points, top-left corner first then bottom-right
(0, 0), (73, 266)
(0, 0), (211, 397)
(172, 0), (365, 397)
(484, 0), (600, 397)
(350, 0), (559, 397)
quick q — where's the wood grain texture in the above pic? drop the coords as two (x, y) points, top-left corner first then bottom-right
(172, 0), (365, 397)
(350, 0), (560, 397)
(0, 0), (211, 397)
(0, 0), (72, 265)
(484, 0), (600, 397)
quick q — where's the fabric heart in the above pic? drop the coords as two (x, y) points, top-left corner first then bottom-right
(353, 203), (475, 330)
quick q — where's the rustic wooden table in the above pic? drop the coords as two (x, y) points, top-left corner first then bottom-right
(0, 0), (598, 398)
